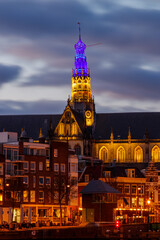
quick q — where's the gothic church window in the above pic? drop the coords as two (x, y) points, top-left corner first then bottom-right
(99, 146), (108, 163)
(152, 146), (160, 162)
(134, 146), (143, 162)
(117, 146), (125, 162)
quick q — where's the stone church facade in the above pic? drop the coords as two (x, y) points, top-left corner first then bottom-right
(1, 30), (160, 165)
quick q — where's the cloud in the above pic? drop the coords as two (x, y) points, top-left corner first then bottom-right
(0, 64), (22, 86)
(0, 99), (66, 115)
(21, 70), (71, 87)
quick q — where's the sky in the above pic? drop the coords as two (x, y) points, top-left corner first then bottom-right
(0, 0), (160, 115)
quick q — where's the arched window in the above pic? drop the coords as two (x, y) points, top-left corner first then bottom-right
(99, 146), (108, 162)
(134, 146), (143, 163)
(152, 146), (160, 162)
(117, 147), (125, 162)
(72, 123), (78, 136)
(74, 144), (81, 156)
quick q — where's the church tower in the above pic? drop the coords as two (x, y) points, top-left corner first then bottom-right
(68, 23), (95, 127)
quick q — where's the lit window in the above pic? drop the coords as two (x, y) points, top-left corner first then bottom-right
(39, 191), (44, 203)
(54, 149), (58, 157)
(39, 162), (43, 171)
(131, 197), (137, 207)
(39, 177), (44, 186)
(99, 147), (108, 162)
(46, 159), (50, 171)
(30, 191), (35, 202)
(23, 190), (28, 202)
(152, 146), (160, 162)
(85, 174), (89, 182)
(61, 164), (65, 173)
(138, 198), (144, 208)
(14, 191), (20, 202)
(117, 147), (125, 163)
(0, 193), (3, 202)
(117, 198), (123, 208)
(30, 162), (36, 171)
(134, 146), (143, 163)
(54, 163), (59, 172)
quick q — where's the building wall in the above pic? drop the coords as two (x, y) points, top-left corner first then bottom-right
(93, 140), (160, 163)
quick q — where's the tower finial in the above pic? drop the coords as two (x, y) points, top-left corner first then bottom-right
(77, 22), (81, 40)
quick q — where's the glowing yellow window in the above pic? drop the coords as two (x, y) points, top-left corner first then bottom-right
(30, 191), (35, 202)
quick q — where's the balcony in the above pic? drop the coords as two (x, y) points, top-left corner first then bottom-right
(11, 155), (24, 162)
(10, 170), (24, 177)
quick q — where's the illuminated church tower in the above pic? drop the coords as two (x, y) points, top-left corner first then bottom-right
(68, 23), (95, 127)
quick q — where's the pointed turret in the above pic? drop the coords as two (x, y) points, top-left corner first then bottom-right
(110, 128), (114, 143)
(39, 128), (45, 143)
(128, 127), (131, 143)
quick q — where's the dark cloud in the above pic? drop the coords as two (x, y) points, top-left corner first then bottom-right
(0, 0), (160, 113)
(21, 70), (71, 87)
(0, 64), (22, 85)
(92, 64), (160, 101)
(0, 99), (66, 115)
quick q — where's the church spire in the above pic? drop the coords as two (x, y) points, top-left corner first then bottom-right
(78, 22), (81, 41)
(69, 23), (94, 114)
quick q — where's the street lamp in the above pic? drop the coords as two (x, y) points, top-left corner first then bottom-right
(147, 199), (151, 224)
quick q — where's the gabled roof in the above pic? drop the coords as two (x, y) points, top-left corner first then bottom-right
(54, 104), (84, 135)
(80, 179), (120, 194)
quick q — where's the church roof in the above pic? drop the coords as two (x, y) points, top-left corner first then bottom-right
(95, 112), (160, 140)
(0, 112), (160, 140)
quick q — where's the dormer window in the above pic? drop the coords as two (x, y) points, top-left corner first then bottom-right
(126, 169), (135, 178)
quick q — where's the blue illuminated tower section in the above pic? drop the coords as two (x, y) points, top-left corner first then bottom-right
(69, 24), (95, 122)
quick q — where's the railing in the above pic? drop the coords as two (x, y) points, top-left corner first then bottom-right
(10, 170), (24, 176)
(11, 155), (24, 162)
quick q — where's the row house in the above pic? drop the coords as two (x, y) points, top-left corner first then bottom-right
(0, 131), (78, 225)
(78, 163), (154, 223)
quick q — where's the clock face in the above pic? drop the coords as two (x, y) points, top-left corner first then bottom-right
(85, 110), (91, 119)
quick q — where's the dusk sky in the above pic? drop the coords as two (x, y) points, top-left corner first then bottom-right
(0, 0), (160, 114)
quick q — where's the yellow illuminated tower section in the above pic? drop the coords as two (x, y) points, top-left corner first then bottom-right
(69, 23), (95, 127)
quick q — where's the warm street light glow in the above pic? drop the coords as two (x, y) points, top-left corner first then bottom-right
(147, 199), (151, 205)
